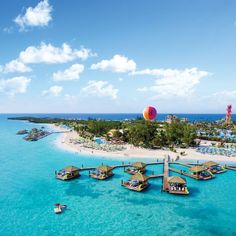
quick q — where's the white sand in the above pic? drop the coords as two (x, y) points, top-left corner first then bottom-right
(49, 124), (236, 162)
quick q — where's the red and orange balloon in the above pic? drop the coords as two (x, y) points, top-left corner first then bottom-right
(143, 106), (157, 121)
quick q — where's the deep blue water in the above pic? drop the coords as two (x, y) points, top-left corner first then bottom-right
(0, 116), (236, 236)
(4, 113), (236, 122)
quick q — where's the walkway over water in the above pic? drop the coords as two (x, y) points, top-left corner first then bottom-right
(77, 161), (165, 171)
(169, 167), (198, 179)
(162, 157), (169, 191)
(225, 165), (236, 171)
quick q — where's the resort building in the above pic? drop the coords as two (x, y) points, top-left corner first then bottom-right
(168, 176), (189, 195)
(122, 173), (149, 192)
(55, 166), (80, 180)
(189, 166), (214, 180)
(90, 165), (114, 180)
(166, 114), (188, 124)
(202, 161), (226, 174)
(125, 162), (147, 174)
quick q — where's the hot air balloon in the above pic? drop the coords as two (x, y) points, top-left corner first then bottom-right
(143, 106), (157, 121)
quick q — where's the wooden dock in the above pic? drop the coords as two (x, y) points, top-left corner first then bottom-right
(225, 165), (236, 171)
(146, 162), (164, 166)
(169, 167), (199, 179)
(162, 157), (169, 191)
(77, 161), (165, 172)
(172, 162), (192, 168)
(148, 174), (163, 179)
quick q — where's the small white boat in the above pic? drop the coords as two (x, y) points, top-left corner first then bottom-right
(54, 204), (67, 214)
(54, 207), (62, 214)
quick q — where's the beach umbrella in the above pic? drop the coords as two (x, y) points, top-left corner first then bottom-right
(143, 106), (157, 121)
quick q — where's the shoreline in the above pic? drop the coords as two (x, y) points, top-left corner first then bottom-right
(49, 124), (236, 163)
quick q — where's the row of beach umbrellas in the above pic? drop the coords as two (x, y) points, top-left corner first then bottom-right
(196, 147), (236, 156)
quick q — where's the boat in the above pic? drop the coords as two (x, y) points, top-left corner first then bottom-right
(189, 165), (214, 180)
(125, 162), (147, 174)
(122, 173), (149, 192)
(202, 161), (226, 174)
(54, 203), (67, 214)
(168, 176), (189, 195)
(55, 166), (80, 180)
(90, 165), (114, 180)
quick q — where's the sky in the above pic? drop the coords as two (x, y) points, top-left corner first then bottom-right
(0, 0), (236, 114)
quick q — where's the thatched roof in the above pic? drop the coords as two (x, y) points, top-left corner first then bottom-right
(97, 165), (113, 173)
(132, 162), (147, 168)
(203, 161), (219, 167)
(168, 176), (186, 184)
(189, 165), (206, 173)
(64, 166), (79, 172)
(131, 173), (149, 182)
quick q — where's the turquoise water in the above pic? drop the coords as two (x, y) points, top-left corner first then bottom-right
(1, 117), (236, 236)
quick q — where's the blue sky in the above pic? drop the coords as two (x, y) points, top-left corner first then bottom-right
(0, 0), (236, 113)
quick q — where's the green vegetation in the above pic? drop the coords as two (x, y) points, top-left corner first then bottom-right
(9, 116), (200, 148)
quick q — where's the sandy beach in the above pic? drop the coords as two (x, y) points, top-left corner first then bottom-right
(50, 124), (236, 162)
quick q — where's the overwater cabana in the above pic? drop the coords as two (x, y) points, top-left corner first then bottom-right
(125, 162), (147, 174)
(202, 161), (226, 174)
(168, 176), (189, 195)
(189, 165), (214, 180)
(122, 173), (149, 192)
(55, 166), (80, 180)
(90, 165), (114, 180)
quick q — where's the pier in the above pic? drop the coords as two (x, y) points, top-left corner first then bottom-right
(169, 167), (198, 179)
(55, 158), (236, 195)
(225, 165), (236, 171)
(162, 156), (169, 191)
(148, 174), (163, 179)
(76, 161), (165, 172)
(172, 162), (192, 168)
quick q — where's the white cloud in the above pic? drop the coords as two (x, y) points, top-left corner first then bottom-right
(0, 60), (31, 73)
(82, 80), (118, 99)
(132, 67), (210, 98)
(91, 54), (136, 73)
(42, 85), (63, 96)
(136, 87), (148, 92)
(118, 77), (123, 81)
(18, 42), (94, 64)
(53, 64), (84, 81)
(1, 42), (95, 74)
(205, 90), (236, 103)
(0, 76), (31, 95)
(14, 0), (52, 31)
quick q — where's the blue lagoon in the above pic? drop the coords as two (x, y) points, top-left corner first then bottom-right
(1, 116), (236, 236)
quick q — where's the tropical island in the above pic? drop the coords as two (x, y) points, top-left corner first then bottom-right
(9, 114), (236, 161)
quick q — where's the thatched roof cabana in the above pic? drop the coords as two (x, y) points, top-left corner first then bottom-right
(97, 165), (113, 173)
(131, 173), (149, 182)
(132, 162), (147, 168)
(64, 166), (79, 172)
(189, 165), (206, 173)
(203, 161), (219, 168)
(168, 176), (186, 184)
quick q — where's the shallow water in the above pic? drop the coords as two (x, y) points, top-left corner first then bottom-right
(0, 116), (236, 236)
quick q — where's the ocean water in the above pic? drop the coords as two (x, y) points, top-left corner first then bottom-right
(0, 116), (236, 236)
(5, 113), (236, 122)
